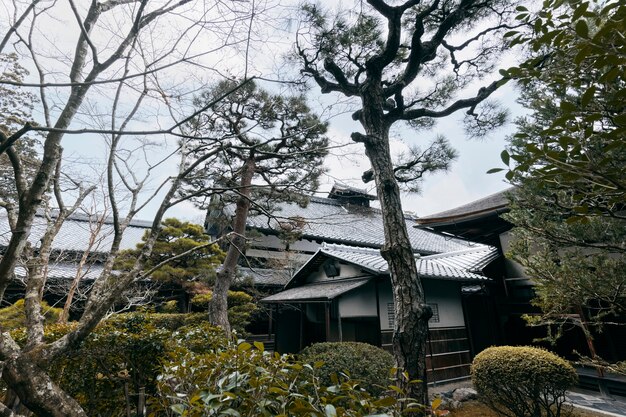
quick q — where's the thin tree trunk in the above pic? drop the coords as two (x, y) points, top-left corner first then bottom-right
(209, 157), (255, 333)
(355, 84), (431, 409)
(2, 352), (87, 417)
(59, 220), (102, 323)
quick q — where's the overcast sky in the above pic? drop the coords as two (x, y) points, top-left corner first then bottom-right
(4, 0), (525, 223)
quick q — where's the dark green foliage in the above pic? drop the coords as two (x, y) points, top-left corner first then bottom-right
(0, 299), (62, 330)
(0, 53), (41, 205)
(191, 290), (258, 333)
(170, 321), (229, 354)
(183, 79), (330, 211)
(502, 1), (626, 220)
(11, 312), (226, 417)
(498, 1), (626, 361)
(472, 346), (578, 417)
(115, 218), (224, 288)
(505, 186), (626, 338)
(299, 342), (394, 395)
(61, 315), (170, 416)
(154, 341), (422, 417)
(10, 314), (424, 416)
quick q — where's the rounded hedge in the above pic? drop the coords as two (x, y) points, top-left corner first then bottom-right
(299, 342), (394, 394)
(472, 346), (578, 417)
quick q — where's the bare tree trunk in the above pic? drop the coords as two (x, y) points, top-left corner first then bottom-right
(354, 85), (431, 408)
(209, 157), (255, 332)
(1, 347), (87, 417)
(59, 214), (105, 323)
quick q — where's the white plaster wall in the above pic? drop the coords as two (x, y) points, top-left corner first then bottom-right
(249, 233), (322, 253)
(246, 248), (312, 262)
(378, 280), (394, 330)
(423, 280), (465, 328)
(338, 281), (377, 317)
(250, 234), (286, 250)
(290, 238), (324, 252)
(378, 279), (465, 330)
(499, 231), (528, 278)
(307, 261), (364, 283)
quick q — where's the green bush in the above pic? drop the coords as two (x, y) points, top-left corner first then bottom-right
(169, 321), (229, 353)
(190, 290), (258, 334)
(11, 312), (227, 417)
(299, 342), (394, 395)
(471, 346), (578, 417)
(154, 341), (422, 417)
(0, 299), (62, 329)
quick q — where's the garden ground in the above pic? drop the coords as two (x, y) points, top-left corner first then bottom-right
(449, 401), (613, 417)
(431, 381), (626, 417)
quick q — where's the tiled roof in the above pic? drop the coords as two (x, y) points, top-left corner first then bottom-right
(261, 243), (496, 303)
(328, 183), (377, 200)
(417, 246), (500, 272)
(416, 188), (513, 224)
(15, 263), (105, 280)
(222, 196), (473, 255)
(261, 277), (371, 303)
(236, 267), (292, 287)
(0, 211), (149, 254)
(313, 243), (495, 281)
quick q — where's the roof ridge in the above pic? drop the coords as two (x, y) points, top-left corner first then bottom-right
(421, 245), (494, 260)
(32, 209), (154, 228)
(301, 276), (371, 286)
(321, 242), (381, 255)
(417, 187), (513, 221)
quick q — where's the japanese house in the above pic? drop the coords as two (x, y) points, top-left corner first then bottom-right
(261, 243), (498, 383)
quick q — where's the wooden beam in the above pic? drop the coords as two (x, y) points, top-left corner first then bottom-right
(338, 308), (343, 342)
(375, 278), (382, 347)
(299, 304), (304, 350)
(325, 302), (331, 341)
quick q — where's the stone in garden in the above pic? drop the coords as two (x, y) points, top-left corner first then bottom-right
(452, 388), (478, 402)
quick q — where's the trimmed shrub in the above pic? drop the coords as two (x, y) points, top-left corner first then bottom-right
(471, 346), (578, 417)
(299, 342), (394, 395)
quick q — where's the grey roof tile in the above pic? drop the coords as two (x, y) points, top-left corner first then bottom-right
(261, 277), (371, 302)
(15, 263), (105, 280)
(236, 267), (292, 287)
(314, 243), (495, 281)
(225, 196), (473, 254)
(261, 244), (496, 303)
(0, 211), (148, 254)
(417, 188), (513, 222)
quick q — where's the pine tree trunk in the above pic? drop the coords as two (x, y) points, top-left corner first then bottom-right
(356, 84), (431, 410)
(209, 157), (255, 333)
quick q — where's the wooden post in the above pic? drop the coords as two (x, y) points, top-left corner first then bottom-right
(299, 304), (304, 350)
(325, 302), (331, 341)
(375, 278), (382, 346)
(577, 305), (610, 397)
(460, 286), (476, 358)
(338, 308), (343, 342)
(268, 304), (273, 336)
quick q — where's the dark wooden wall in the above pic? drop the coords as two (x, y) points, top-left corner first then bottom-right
(381, 326), (472, 384)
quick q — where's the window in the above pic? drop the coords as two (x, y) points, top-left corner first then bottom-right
(387, 303), (394, 328)
(429, 303), (440, 323)
(387, 302), (439, 327)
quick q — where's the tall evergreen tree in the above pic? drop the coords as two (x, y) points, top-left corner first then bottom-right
(502, 1), (626, 370)
(183, 80), (329, 332)
(500, 0), (625, 219)
(295, 0), (518, 404)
